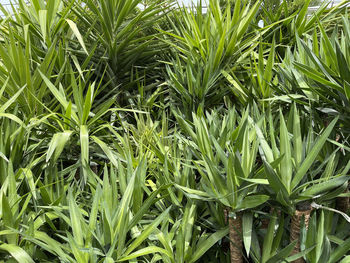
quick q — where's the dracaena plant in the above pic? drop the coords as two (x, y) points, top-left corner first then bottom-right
(173, 108), (269, 262)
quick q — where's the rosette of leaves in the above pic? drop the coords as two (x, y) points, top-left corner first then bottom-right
(257, 105), (348, 260)
(174, 108), (269, 262)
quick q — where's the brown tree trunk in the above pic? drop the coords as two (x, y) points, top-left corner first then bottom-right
(91, 165), (98, 175)
(336, 186), (349, 214)
(228, 210), (243, 263)
(224, 208), (229, 224)
(261, 207), (281, 229)
(290, 207), (311, 263)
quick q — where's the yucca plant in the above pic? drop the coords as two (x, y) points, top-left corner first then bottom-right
(249, 209), (315, 263)
(249, 203), (350, 263)
(0, 118), (27, 179)
(32, 63), (131, 186)
(0, 0), (95, 118)
(257, 0), (330, 53)
(276, 16), (350, 218)
(2, 0), (350, 261)
(257, 105), (348, 262)
(224, 38), (277, 106)
(0, 161), (37, 262)
(0, 0), (163, 117)
(154, 201), (229, 263)
(69, 0), (169, 106)
(303, 209), (350, 263)
(1, 152), (175, 262)
(140, 115), (232, 262)
(173, 108), (269, 262)
(162, 0), (264, 118)
(60, 162), (171, 262)
(278, 14), (350, 136)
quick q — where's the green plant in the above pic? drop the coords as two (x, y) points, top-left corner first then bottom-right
(163, 0), (262, 117)
(174, 108), (269, 262)
(70, 0), (168, 106)
(0, 0), (350, 262)
(257, 105), (348, 260)
(249, 210), (313, 263)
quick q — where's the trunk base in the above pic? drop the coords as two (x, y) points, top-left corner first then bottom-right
(228, 210), (243, 263)
(336, 187), (349, 214)
(261, 207), (281, 229)
(290, 209), (312, 263)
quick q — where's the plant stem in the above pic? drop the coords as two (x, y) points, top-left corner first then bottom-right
(228, 210), (243, 263)
(290, 208), (311, 263)
(336, 186), (349, 214)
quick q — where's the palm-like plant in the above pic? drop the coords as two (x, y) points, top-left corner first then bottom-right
(162, 0), (263, 118)
(257, 105), (348, 261)
(139, 114), (232, 262)
(304, 209), (350, 263)
(0, 0), (90, 118)
(257, 0), (328, 48)
(0, 155), (175, 262)
(155, 201), (229, 263)
(173, 108), (269, 262)
(1, 0), (350, 261)
(70, 0), (168, 105)
(278, 14), (350, 136)
(249, 209), (312, 263)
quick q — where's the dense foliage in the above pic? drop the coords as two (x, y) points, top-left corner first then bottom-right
(0, 0), (350, 262)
